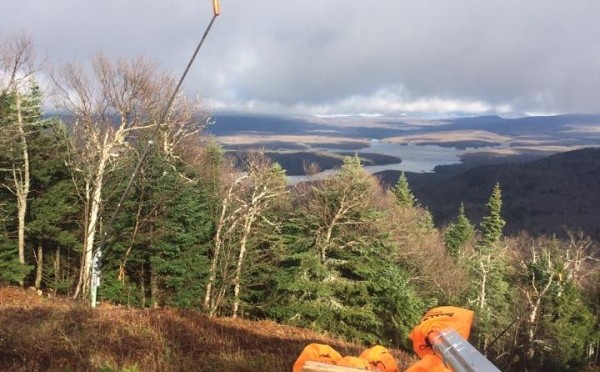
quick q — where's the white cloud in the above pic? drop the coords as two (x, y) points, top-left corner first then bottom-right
(206, 85), (512, 117)
(2, 0), (600, 116)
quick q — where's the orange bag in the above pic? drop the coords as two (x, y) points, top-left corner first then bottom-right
(292, 343), (343, 372)
(359, 345), (399, 372)
(408, 306), (474, 358)
(404, 354), (451, 372)
(337, 356), (372, 370)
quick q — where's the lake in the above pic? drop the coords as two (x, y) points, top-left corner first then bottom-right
(286, 141), (464, 184)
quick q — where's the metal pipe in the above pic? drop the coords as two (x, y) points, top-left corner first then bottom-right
(428, 328), (501, 372)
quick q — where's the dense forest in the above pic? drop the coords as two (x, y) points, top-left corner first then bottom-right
(1, 35), (599, 371)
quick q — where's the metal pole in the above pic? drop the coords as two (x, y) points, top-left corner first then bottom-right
(427, 328), (501, 372)
(90, 2), (220, 308)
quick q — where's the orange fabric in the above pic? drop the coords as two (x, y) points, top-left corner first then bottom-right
(408, 306), (474, 358)
(359, 345), (399, 372)
(293, 344), (399, 371)
(292, 343), (342, 372)
(404, 354), (451, 372)
(337, 356), (372, 370)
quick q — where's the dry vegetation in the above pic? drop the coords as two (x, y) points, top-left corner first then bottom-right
(217, 134), (370, 148)
(0, 287), (415, 371)
(382, 130), (513, 145)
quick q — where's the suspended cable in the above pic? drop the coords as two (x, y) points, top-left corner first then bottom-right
(90, 1), (221, 308)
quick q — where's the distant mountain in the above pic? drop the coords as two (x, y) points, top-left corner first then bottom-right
(208, 114), (331, 137)
(377, 148), (600, 240)
(208, 113), (600, 150)
(209, 114), (415, 140)
(445, 114), (600, 137)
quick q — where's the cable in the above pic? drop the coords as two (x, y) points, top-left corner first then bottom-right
(90, 5), (220, 308)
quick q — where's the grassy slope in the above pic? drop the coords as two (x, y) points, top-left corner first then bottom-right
(0, 287), (414, 371)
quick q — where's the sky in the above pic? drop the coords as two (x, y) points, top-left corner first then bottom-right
(2, 0), (600, 117)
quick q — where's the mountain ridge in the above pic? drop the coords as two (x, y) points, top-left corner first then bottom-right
(378, 147), (600, 240)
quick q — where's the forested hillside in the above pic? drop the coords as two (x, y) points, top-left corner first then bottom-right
(1, 35), (599, 371)
(380, 148), (600, 240)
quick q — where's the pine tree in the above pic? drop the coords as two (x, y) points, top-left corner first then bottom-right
(469, 183), (513, 353)
(28, 121), (80, 291)
(393, 172), (415, 208)
(479, 183), (505, 251)
(444, 203), (475, 258)
(268, 157), (424, 347)
(99, 151), (214, 308)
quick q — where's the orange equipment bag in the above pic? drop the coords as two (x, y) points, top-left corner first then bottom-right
(337, 356), (372, 370)
(405, 354), (451, 372)
(359, 345), (399, 372)
(292, 343), (343, 372)
(293, 344), (399, 372)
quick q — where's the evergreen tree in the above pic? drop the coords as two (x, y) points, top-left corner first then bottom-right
(479, 183), (505, 251)
(0, 81), (46, 285)
(511, 234), (599, 371)
(268, 157), (424, 347)
(444, 203), (475, 258)
(393, 172), (415, 208)
(99, 151), (214, 308)
(540, 282), (596, 371)
(0, 202), (30, 284)
(468, 183), (513, 353)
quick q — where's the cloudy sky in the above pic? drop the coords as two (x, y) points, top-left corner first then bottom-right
(3, 0), (600, 116)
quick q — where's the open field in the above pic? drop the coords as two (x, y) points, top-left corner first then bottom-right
(0, 287), (414, 372)
(218, 134), (371, 151)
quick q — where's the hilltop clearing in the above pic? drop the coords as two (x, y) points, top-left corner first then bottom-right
(0, 287), (414, 371)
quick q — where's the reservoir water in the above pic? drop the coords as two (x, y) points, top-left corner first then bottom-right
(286, 141), (464, 184)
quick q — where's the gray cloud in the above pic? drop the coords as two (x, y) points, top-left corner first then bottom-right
(2, 0), (600, 115)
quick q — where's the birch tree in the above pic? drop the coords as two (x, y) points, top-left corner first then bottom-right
(203, 152), (287, 317)
(231, 154), (287, 318)
(0, 34), (40, 285)
(512, 233), (600, 365)
(53, 54), (204, 298)
(311, 156), (378, 264)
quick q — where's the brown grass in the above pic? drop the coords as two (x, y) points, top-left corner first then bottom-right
(0, 287), (415, 371)
(217, 134), (370, 147)
(382, 130), (513, 144)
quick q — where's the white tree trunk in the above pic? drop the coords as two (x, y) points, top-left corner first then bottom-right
(478, 254), (490, 310)
(204, 175), (246, 315)
(34, 245), (43, 288)
(232, 212), (256, 318)
(15, 94), (30, 279)
(204, 194), (230, 311)
(79, 139), (110, 298)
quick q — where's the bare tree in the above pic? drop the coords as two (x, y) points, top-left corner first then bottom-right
(231, 153), (287, 318)
(0, 33), (36, 90)
(53, 54), (205, 298)
(511, 232), (600, 361)
(203, 152), (287, 317)
(0, 34), (40, 286)
(203, 169), (246, 315)
(306, 156), (379, 264)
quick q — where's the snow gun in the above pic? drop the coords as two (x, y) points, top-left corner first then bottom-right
(405, 306), (500, 372)
(294, 306), (500, 372)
